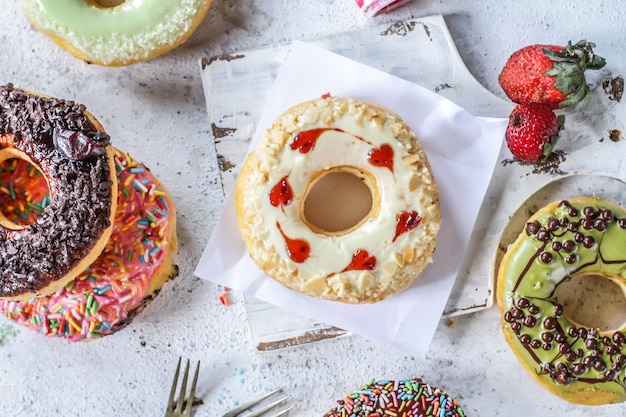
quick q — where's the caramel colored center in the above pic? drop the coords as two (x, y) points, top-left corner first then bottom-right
(302, 167), (377, 236)
(556, 274), (626, 333)
(91, 0), (125, 8)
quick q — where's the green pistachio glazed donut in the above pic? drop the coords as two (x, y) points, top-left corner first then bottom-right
(19, 0), (212, 66)
(497, 197), (626, 405)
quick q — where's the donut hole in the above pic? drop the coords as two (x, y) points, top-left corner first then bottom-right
(0, 157), (50, 229)
(556, 273), (626, 333)
(91, 0), (125, 7)
(301, 167), (378, 236)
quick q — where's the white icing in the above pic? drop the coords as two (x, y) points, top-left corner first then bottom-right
(251, 111), (434, 282)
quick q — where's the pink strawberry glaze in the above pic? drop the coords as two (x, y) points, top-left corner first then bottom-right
(0, 148), (175, 341)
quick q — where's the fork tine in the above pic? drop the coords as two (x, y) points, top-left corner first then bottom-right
(175, 359), (191, 413)
(167, 357), (182, 412)
(266, 404), (296, 417)
(243, 395), (290, 417)
(183, 361), (200, 417)
(222, 388), (283, 417)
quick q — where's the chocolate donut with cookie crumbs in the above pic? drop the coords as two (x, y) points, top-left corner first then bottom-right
(0, 148), (178, 341)
(497, 197), (626, 405)
(0, 84), (117, 300)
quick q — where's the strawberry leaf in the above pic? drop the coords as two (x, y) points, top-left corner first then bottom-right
(542, 40), (606, 108)
(543, 114), (565, 159)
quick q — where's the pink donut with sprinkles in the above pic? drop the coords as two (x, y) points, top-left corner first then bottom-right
(323, 378), (467, 417)
(0, 147), (178, 341)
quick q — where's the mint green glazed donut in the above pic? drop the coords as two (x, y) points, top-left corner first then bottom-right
(19, 0), (212, 66)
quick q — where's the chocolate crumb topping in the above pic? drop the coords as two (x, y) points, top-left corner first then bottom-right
(0, 84), (113, 298)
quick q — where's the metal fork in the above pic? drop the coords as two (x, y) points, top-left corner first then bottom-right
(222, 388), (295, 417)
(165, 357), (201, 417)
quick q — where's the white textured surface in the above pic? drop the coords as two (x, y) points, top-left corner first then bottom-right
(1, 1), (626, 416)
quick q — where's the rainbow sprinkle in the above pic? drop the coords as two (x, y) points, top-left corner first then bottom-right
(324, 378), (466, 417)
(0, 148), (176, 342)
(0, 158), (49, 226)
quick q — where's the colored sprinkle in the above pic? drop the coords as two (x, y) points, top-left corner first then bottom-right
(219, 286), (232, 306)
(0, 149), (175, 342)
(323, 378), (466, 417)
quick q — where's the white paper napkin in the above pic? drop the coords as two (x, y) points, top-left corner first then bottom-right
(195, 40), (507, 358)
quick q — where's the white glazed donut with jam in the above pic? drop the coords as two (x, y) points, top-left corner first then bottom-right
(236, 96), (441, 304)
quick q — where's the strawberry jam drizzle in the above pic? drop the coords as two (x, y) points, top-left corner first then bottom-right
(276, 221), (310, 263)
(367, 144), (394, 173)
(279, 127), (400, 269)
(393, 211), (422, 242)
(290, 128), (343, 154)
(341, 249), (377, 272)
(269, 175), (293, 209)
(291, 128), (395, 174)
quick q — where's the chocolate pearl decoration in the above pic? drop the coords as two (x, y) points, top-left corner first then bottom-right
(524, 316), (537, 327)
(583, 206), (596, 218)
(554, 304), (564, 317)
(544, 317), (557, 330)
(512, 307), (524, 319)
(565, 254), (577, 264)
(547, 217), (560, 231)
(504, 311), (513, 323)
(537, 230), (550, 242)
(526, 221), (541, 235)
(581, 218), (594, 230)
(572, 363), (586, 375)
(562, 240), (576, 252)
(540, 251), (553, 263)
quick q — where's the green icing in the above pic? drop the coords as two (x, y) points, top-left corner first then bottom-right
(500, 198), (626, 402)
(20, 0), (209, 64)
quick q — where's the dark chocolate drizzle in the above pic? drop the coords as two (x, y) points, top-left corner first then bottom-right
(0, 84), (113, 298)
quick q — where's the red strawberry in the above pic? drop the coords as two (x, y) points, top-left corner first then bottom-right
(498, 40), (605, 109)
(505, 104), (565, 163)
